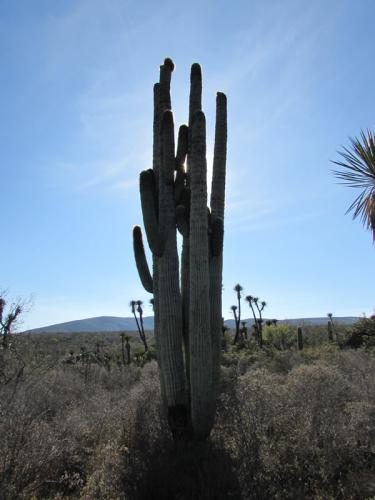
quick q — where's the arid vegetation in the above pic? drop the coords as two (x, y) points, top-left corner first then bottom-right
(0, 323), (374, 499)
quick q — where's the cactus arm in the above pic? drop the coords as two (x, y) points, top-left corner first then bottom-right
(210, 217), (224, 257)
(189, 110), (214, 438)
(176, 124), (188, 168)
(140, 170), (166, 257)
(210, 92), (227, 219)
(175, 125), (188, 204)
(209, 91), (227, 395)
(151, 79), (162, 405)
(158, 109), (187, 416)
(174, 169), (186, 205)
(176, 205), (189, 237)
(133, 226), (153, 294)
(153, 59), (179, 418)
(153, 83), (161, 174)
(189, 64), (202, 127)
(181, 239), (190, 392)
(182, 63), (203, 394)
(159, 58), (174, 112)
(160, 111), (176, 185)
(187, 63), (202, 185)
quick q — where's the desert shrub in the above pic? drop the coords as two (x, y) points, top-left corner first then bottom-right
(217, 358), (375, 499)
(333, 349), (375, 401)
(1, 332), (374, 499)
(265, 349), (306, 374)
(346, 317), (375, 348)
(0, 343), (156, 499)
(263, 323), (298, 350)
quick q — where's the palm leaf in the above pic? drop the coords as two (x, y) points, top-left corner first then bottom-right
(332, 128), (375, 241)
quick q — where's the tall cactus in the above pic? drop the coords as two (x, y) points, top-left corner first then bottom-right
(133, 59), (227, 440)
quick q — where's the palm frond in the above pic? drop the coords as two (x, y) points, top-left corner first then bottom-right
(332, 128), (375, 241)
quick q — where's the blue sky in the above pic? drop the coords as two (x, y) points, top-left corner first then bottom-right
(1, 0), (374, 329)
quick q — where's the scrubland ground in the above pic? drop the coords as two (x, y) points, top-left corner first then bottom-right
(0, 326), (374, 500)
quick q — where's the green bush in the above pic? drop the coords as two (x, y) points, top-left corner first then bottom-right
(347, 317), (375, 348)
(217, 355), (375, 499)
(263, 323), (297, 350)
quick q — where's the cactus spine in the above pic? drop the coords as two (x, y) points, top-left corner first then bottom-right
(133, 59), (227, 440)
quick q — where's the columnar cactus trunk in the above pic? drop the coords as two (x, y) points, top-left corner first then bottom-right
(297, 327), (304, 350)
(133, 59), (227, 440)
(327, 321), (334, 342)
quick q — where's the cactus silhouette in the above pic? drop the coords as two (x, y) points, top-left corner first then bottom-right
(328, 320), (334, 342)
(297, 327), (304, 350)
(120, 333), (126, 366)
(133, 59), (227, 440)
(125, 336), (131, 364)
(241, 320), (248, 340)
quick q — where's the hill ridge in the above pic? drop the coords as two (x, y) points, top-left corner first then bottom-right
(25, 315), (360, 334)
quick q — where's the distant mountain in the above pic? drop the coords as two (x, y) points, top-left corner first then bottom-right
(25, 315), (359, 334)
(26, 316), (154, 334)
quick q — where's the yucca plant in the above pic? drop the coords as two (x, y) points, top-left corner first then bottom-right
(230, 305), (239, 344)
(327, 312), (337, 343)
(245, 295), (258, 342)
(245, 295), (266, 347)
(130, 300), (148, 352)
(232, 284), (243, 344)
(333, 129), (375, 241)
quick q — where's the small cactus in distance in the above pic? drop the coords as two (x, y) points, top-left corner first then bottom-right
(120, 333), (128, 366)
(327, 321), (333, 342)
(241, 320), (248, 340)
(327, 312), (337, 343)
(297, 327), (304, 350)
(125, 336), (131, 364)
